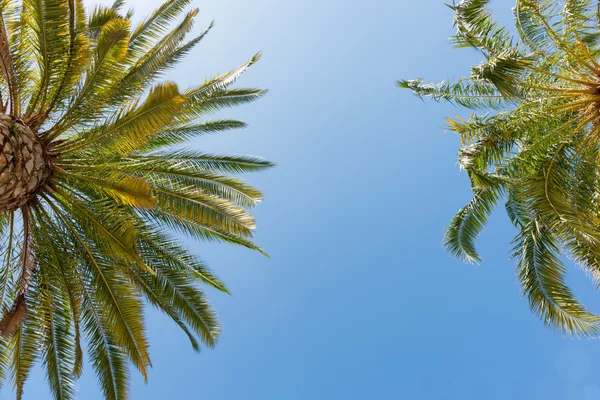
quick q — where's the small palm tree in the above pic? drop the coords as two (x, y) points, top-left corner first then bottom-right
(0, 0), (271, 398)
(401, 0), (600, 337)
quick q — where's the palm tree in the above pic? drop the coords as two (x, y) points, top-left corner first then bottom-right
(0, 0), (271, 398)
(400, 0), (600, 337)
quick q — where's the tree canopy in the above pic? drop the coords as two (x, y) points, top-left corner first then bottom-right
(401, 0), (600, 337)
(0, 0), (272, 398)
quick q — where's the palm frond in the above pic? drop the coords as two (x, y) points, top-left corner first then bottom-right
(513, 219), (600, 336)
(449, 0), (514, 54)
(398, 78), (507, 109)
(444, 180), (503, 263)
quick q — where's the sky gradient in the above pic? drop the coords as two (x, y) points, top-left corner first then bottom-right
(15, 0), (600, 399)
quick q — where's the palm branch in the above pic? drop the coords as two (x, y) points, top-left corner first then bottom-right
(401, 0), (600, 337)
(0, 0), (272, 398)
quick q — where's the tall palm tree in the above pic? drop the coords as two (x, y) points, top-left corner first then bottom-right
(401, 0), (600, 337)
(0, 0), (271, 398)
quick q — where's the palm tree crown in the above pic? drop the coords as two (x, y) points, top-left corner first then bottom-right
(0, 0), (272, 398)
(401, 0), (600, 337)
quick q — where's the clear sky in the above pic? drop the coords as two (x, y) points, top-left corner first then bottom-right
(16, 0), (600, 399)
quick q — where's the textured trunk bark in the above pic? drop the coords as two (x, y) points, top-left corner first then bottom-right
(0, 114), (50, 212)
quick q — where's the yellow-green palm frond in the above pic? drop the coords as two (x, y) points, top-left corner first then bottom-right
(0, 0), (271, 398)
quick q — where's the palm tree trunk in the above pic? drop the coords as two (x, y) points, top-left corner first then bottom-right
(0, 206), (33, 338)
(0, 114), (51, 212)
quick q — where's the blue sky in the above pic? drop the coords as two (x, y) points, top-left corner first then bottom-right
(16, 0), (600, 399)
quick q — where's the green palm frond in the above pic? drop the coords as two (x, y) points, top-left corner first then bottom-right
(513, 218), (600, 336)
(0, 0), (271, 398)
(120, 7), (203, 98)
(398, 78), (506, 109)
(141, 119), (246, 149)
(449, 0), (514, 53)
(444, 182), (503, 263)
(401, 0), (600, 336)
(128, 0), (191, 58)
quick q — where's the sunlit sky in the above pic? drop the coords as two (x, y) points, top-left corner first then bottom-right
(15, 0), (600, 399)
